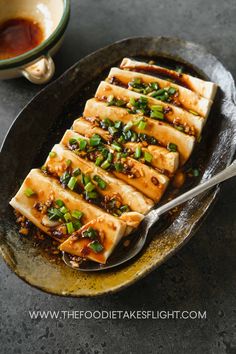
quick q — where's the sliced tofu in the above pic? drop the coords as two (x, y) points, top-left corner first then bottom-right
(83, 99), (195, 164)
(107, 67), (213, 117)
(59, 216), (128, 264)
(46, 140), (154, 215)
(71, 122), (170, 202)
(72, 116), (179, 173)
(9, 169), (128, 263)
(120, 58), (218, 101)
(95, 81), (205, 137)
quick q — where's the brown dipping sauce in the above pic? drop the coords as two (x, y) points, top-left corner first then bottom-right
(0, 18), (44, 60)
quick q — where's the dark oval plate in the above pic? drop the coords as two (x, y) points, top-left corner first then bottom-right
(0, 37), (236, 297)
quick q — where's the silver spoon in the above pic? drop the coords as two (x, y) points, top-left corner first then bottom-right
(63, 160), (236, 271)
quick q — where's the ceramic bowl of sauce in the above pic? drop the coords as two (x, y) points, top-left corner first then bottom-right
(0, 0), (70, 84)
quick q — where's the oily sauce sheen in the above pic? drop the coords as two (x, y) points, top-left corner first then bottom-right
(0, 18), (44, 60)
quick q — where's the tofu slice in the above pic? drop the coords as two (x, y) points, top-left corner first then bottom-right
(107, 67), (213, 117)
(120, 58), (218, 101)
(72, 121), (170, 202)
(83, 99), (195, 164)
(46, 140), (154, 215)
(95, 81), (205, 137)
(9, 169), (128, 263)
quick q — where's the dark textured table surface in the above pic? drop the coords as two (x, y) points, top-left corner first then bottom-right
(1, 1), (236, 353)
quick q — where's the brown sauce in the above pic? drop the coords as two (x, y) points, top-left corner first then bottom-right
(0, 17), (44, 60)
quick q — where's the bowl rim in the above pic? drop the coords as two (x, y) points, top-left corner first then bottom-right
(0, 0), (70, 70)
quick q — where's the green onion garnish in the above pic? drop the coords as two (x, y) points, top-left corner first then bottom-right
(64, 212), (72, 222)
(78, 139), (87, 151)
(111, 142), (122, 152)
(137, 120), (147, 130)
(189, 109), (199, 116)
(67, 176), (77, 190)
(73, 220), (82, 230)
(24, 188), (35, 197)
(66, 159), (72, 166)
(193, 169), (200, 177)
(47, 207), (63, 220)
(88, 240), (104, 253)
(71, 210), (83, 220)
(144, 151), (153, 163)
(108, 126), (118, 135)
(66, 222), (74, 234)
(168, 87), (177, 95)
(86, 191), (98, 199)
(101, 160), (111, 170)
(150, 110), (164, 120)
(114, 162), (123, 172)
(85, 182), (96, 192)
(82, 226), (98, 239)
(123, 121), (133, 132)
(90, 134), (102, 147)
(151, 105), (163, 112)
(73, 168), (81, 177)
(120, 205), (130, 213)
(167, 143), (178, 152)
(93, 175), (107, 190)
(95, 156), (104, 166)
(69, 138), (77, 146)
(60, 206), (69, 214)
(56, 199), (64, 207)
(49, 151), (57, 158)
(135, 146), (142, 159)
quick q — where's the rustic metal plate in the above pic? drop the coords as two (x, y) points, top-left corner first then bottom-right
(0, 37), (236, 296)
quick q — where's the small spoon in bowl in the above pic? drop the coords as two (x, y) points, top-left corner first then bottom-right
(63, 160), (236, 271)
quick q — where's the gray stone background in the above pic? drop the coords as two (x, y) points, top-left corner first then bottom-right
(0, 0), (236, 353)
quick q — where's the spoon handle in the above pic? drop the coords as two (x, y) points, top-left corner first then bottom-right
(151, 159), (236, 219)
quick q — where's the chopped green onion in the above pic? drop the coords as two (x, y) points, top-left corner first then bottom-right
(73, 168), (81, 177)
(82, 226), (98, 239)
(108, 126), (118, 135)
(90, 134), (102, 147)
(93, 175), (107, 190)
(67, 176), (77, 190)
(56, 199), (64, 207)
(116, 99), (126, 107)
(66, 222), (74, 234)
(107, 95), (115, 106)
(137, 120), (147, 130)
(114, 120), (122, 129)
(176, 66), (183, 74)
(107, 152), (113, 163)
(189, 109), (199, 116)
(24, 188), (35, 197)
(114, 162), (123, 172)
(111, 142), (122, 152)
(88, 240), (104, 253)
(95, 156), (104, 166)
(151, 105), (163, 112)
(135, 146), (142, 159)
(144, 151), (153, 163)
(60, 171), (71, 186)
(49, 151), (57, 158)
(155, 89), (165, 96)
(174, 125), (184, 131)
(168, 87), (177, 95)
(64, 212), (72, 222)
(129, 97), (137, 106)
(73, 220), (82, 230)
(150, 110), (164, 120)
(79, 139), (87, 151)
(71, 210), (83, 220)
(66, 159), (72, 166)
(85, 182), (96, 192)
(47, 207), (63, 220)
(167, 143), (178, 152)
(120, 205), (130, 213)
(60, 206), (69, 214)
(123, 121), (133, 132)
(69, 138), (78, 146)
(86, 191), (98, 199)
(101, 160), (111, 170)
(81, 174), (90, 186)
(150, 82), (159, 90)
